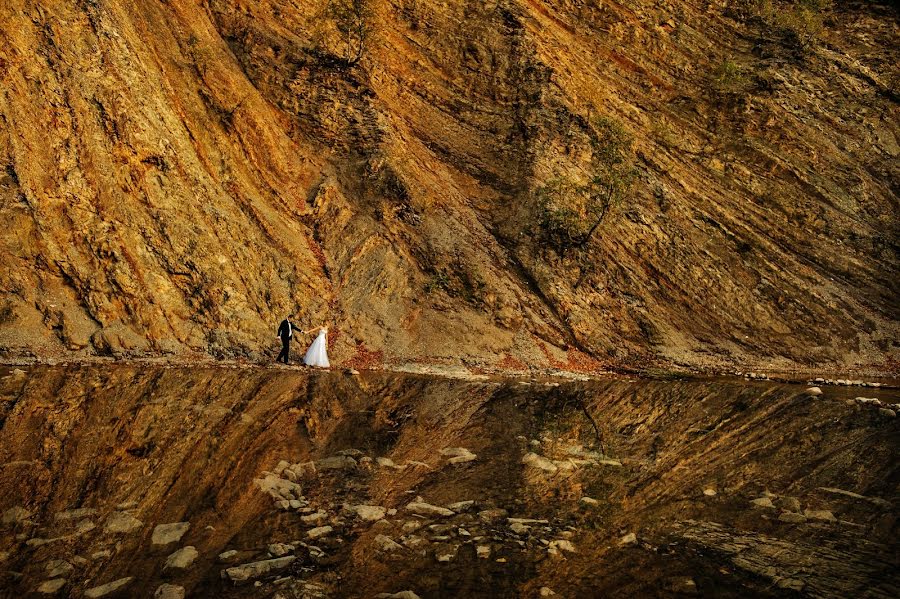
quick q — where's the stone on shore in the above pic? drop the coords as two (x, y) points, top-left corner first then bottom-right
(522, 452), (558, 473)
(805, 387), (823, 396)
(447, 500), (475, 513)
(152, 522), (190, 545)
(349, 505), (386, 521)
(804, 509), (836, 522)
(440, 447), (477, 464)
(307, 526), (333, 540)
(375, 592), (422, 599)
(549, 539), (576, 553)
(301, 511), (328, 525)
(376, 457), (404, 469)
(315, 455), (358, 470)
(375, 534), (403, 552)
(55, 508), (97, 521)
(620, 533), (638, 546)
(751, 497), (775, 509)
(406, 502), (454, 517)
(254, 474), (303, 501)
(223, 556), (296, 583)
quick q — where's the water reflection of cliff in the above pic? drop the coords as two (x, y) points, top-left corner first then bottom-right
(0, 365), (897, 597)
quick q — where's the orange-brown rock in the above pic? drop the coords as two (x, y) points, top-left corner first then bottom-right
(0, 1), (897, 370)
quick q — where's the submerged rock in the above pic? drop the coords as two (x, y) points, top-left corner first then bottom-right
(84, 577), (134, 598)
(154, 584), (185, 599)
(165, 546), (198, 569)
(36, 579), (66, 594)
(45, 559), (73, 578)
(152, 522), (190, 545)
(2, 505), (31, 524)
(103, 512), (142, 534)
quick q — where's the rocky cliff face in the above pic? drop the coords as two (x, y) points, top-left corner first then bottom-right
(0, 0), (897, 370)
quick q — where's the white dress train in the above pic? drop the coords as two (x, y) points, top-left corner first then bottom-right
(303, 329), (330, 368)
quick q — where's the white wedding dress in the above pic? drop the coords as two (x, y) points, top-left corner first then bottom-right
(304, 328), (330, 368)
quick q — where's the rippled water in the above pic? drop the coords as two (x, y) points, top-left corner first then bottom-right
(0, 365), (897, 598)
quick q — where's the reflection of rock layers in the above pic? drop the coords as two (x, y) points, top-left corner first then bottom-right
(0, 366), (897, 597)
(675, 520), (897, 597)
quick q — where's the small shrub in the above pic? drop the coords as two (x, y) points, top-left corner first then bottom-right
(710, 58), (749, 96)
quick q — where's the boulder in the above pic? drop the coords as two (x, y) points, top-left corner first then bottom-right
(267, 543), (295, 557)
(805, 387), (823, 396)
(218, 550), (238, 562)
(152, 522), (190, 545)
(447, 500), (475, 513)
(375, 592), (422, 599)
(619, 533), (638, 546)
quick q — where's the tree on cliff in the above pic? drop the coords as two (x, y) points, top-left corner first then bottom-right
(325, 0), (372, 65)
(534, 116), (636, 255)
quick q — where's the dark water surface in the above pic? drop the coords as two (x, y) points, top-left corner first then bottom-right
(0, 365), (897, 598)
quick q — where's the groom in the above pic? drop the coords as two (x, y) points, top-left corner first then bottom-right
(276, 315), (298, 364)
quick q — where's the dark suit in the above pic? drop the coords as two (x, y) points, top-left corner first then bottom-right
(276, 319), (294, 364)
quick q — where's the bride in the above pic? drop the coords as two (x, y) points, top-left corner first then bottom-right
(303, 325), (330, 368)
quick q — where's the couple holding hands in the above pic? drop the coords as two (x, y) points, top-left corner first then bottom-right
(276, 316), (329, 367)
